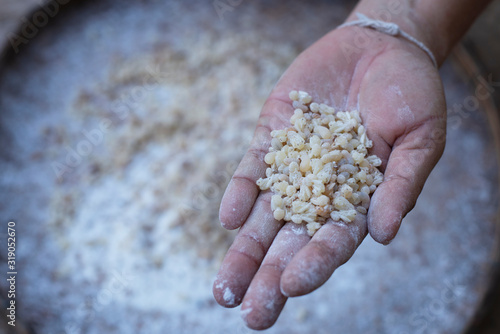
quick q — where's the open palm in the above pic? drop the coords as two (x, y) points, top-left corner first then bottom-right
(213, 27), (446, 330)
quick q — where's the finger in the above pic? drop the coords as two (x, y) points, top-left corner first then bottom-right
(280, 214), (367, 297)
(213, 191), (284, 307)
(367, 124), (445, 245)
(241, 223), (310, 330)
(219, 125), (269, 230)
(219, 99), (292, 230)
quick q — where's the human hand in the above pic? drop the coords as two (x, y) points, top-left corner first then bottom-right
(213, 25), (446, 330)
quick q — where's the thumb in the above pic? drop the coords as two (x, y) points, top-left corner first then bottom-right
(367, 124), (446, 244)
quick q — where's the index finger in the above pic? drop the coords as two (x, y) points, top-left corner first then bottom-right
(219, 99), (293, 230)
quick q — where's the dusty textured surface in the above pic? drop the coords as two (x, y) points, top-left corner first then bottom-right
(0, 1), (499, 334)
(462, 2), (500, 333)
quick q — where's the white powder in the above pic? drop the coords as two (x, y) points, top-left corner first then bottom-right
(223, 287), (236, 306)
(0, 1), (497, 334)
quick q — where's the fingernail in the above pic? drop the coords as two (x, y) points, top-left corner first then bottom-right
(280, 284), (290, 297)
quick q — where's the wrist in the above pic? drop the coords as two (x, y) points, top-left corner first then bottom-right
(346, 0), (492, 67)
(344, 2), (445, 66)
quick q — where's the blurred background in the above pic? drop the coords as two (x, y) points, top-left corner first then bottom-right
(0, 1), (499, 333)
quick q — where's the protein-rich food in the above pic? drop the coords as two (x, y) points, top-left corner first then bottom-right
(257, 91), (384, 236)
